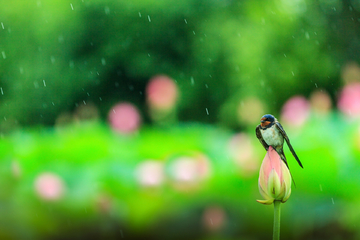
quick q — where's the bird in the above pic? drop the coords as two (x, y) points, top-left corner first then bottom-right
(255, 114), (303, 171)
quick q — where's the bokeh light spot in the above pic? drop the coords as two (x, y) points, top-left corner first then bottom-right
(108, 103), (141, 134)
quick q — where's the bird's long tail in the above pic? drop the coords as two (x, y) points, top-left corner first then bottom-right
(278, 150), (297, 188)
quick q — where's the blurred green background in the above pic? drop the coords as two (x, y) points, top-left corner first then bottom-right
(1, 0), (360, 239)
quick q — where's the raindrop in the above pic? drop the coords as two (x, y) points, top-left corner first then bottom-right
(148, 53), (151, 57)
(138, 12), (142, 17)
(34, 82), (39, 89)
(52, 102), (55, 106)
(258, 67), (262, 72)
(305, 32), (310, 40)
(70, 3), (74, 10)
(191, 76), (194, 85)
(0, 88), (3, 95)
(43, 80), (46, 87)
(284, 53), (287, 57)
(315, 83), (318, 88)
(205, 84), (208, 88)
(148, 15), (151, 22)
(3, 117), (6, 121)
(319, 184), (322, 191)
(1, 51), (6, 59)
(19, 67), (24, 74)
(99, 97), (102, 101)
(83, 100), (86, 105)
(209, 74), (212, 78)
(1, 22), (4, 29)
(331, 198), (334, 204)
(193, 31), (196, 35)
(50, 56), (55, 64)
(184, 19), (188, 24)
(205, 108), (209, 115)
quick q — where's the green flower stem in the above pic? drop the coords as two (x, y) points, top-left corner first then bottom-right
(273, 200), (281, 240)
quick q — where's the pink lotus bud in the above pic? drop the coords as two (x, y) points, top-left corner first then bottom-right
(281, 96), (310, 127)
(146, 75), (178, 110)
(135, 160), (165, 188)
(228, 133), (259, 177)
(108, 103), (141, 134)
(337, 82), (360, 119)
(34, 172), (65, 201)
(257, 146), (291, 205)
(202, 205), (227, 231)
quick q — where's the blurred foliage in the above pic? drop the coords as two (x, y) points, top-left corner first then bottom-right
(1, 0), (360, 239)
(0, 114), (359, 239)
(0, 0), (359, 127)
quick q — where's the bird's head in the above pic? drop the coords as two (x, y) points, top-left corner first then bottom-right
(260, 114), (275, 128)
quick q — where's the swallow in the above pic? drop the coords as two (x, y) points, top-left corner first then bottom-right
(255, 114), (303, 171)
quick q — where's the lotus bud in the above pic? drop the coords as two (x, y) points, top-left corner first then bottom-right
(257, 146), (291, 205)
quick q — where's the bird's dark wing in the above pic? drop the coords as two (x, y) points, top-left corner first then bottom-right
(256, 125), (269, 151)
(275, 122), (303, 168)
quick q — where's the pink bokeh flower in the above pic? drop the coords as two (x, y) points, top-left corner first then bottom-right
(108, 103), (141, 134)
(281, 96), (310, 127)
(337, 82), (360, 119)
(228, 133), (259, 177)
(34, 172), (65, 201)
(146, 75), (178, 110)
(257, 146), (291, 205)
(202, 205), (227, 231)
(171, 156), (198, 183)
(169, 153), (212, 191)
(135, 160), (165, 188)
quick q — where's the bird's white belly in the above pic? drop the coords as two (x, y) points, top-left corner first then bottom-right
(261, 127), (284, 147)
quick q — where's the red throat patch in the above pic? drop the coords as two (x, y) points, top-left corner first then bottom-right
(261, 121), (271, 128)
